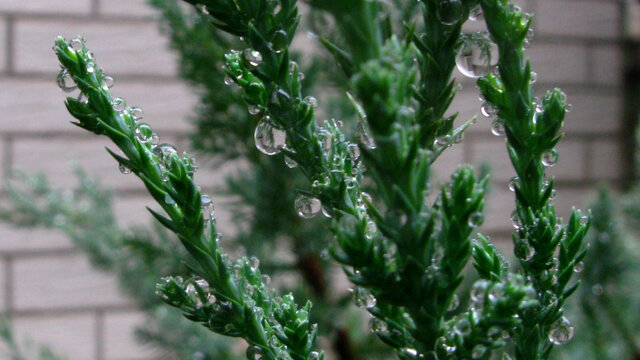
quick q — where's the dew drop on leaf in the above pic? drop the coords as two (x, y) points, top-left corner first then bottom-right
(294, 194), (321, 219)
(254, 118), (286, 155)
(542, 149), (558, 167)
(456, 33), (498, 78)
(135, 123), (153, 143)
(549, 316), (574, 345)
(438, 0), (463, 25)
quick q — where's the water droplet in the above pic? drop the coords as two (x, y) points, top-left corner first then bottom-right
(579, 215), (588, 226)
(481, 103), (497, 117)
(248, 105), (261, 115)
(246, 346), (263, 360)
(365, 221), (377, 239)
(284, 156), (298, 168)
(297, 72), (305, 81)
(321, 205), (332, 218)
(549, 189), (558, 201)
(469, 5), (484, 21)
(514, 239), (534, 261)
(309, 351), (320, 360)
(487, 326), (502, 341)
(491, 119), (506, 136)
(135, 123), (153, 143)
(201, 194), (215, 221)
(542, 149), (558, 167)
(468, 212), (484, 228)
(127, 107), (144, 121)
(436, 337), (456, 355)
(249, 256), (260, 270)
(317, 129), (332, 153)
(471, 344), (487, 359)
(223, 75), (233, 85)
(353, 287), (376, 308)
(196, 3), (209, 14)
(438, 0), (463, 25)
(303, 96), (318, 108)
(530, 71), (538, 84)
(489, 283), (504, 301)
(243, 49), (263, 67)
(573, 261), (584, 273)
(566, 103), (573, 112)
(471, 280), (488, 303)
(549, 316), (574, 345)
(119, 163), (131, 174)
(70, 37), (84, 51)
(254, 118), (287, 155)
(369, 317), (388, 334)
(447, 294), (460, 311)
(270, 30), (288, 54)
(508, 176), (519, 192)
(592, 284), (604, 296)
(510, 210), (522, 229)
(56, 69), (77, 92)
(153, 143), (178, 163)
(86, 62), (95, 73)
(347, 143), (361, 161)
(456, 34), (498, 78)
(435, 134), (452, 148)
(295, 194), (321, 219)
(112, 97), (127, 112)
(454, 319), (472, 336)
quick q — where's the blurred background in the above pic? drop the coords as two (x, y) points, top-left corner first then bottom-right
(0, 0), (637, 359)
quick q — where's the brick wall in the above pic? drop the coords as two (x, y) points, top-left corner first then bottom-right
(0, 0), (626, 359)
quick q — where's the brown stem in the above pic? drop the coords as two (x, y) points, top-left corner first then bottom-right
(297, 253), (327, 297)
(334, 328), (357, 360)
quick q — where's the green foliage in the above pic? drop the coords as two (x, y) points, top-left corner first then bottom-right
(46, 0), (592, 359)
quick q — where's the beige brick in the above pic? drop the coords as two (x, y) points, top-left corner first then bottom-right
(15, 19), (177, 76)
(0, 18), (6, 72)
(0, 79), (196, 134)
(0, 0), (90, 15)
(13, 252), (131, 310)
(0, 224), (74, 253)
(546, 139), (587, 181)
(12, 137), (143, 191)
(536, 0), (620, 39)
(0, 259), (5, 312)
(552, 186), (594, 221)
(563, 92), (622, 134)
(482, 187), (514, 232)
(13, 314), (95, 360)
(112, 195), (155, 229)
(430, 141), (467, 185)
(103, 310), (158, 360)
(590, 139), (625, 180)
(591, 44), (623, 86)
(470, 138), (514, 182)
(527, 42), (588, 84)
(99, 0), (157, 17)
(446, 88), (486, 134)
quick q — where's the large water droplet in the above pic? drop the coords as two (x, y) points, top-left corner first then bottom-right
(153, 143), (178, 163)
(573, 261), (584, 273)
(491, 119), (506, 136)
(542, 149), (558, 167)
(514, 239), (534, 261)
(130, 107), (144, 121)
(579, 215), (588, 226)
(303, 96), (318, 108)
(510, 209), (522, 229)
(317, 129), (332, 154)
(454, 319), (472, 336)
(254, 118), (286, 155)
(347, 143), (361, 161)
(456, 34), (498, 78)
(135, 123), (153, 143)
(471, 344), (487, 359)
(468, 212), (484, 228)
(295, 194), (321, 219)
(438, 0), (463, 25)
(270, 30), (288, 54)
(246, 346), (264, 360)
(469, 5), (484, 21)
(119, 163), (131, 174)
(56, 69), (77, 93)
(369, 317), (388, 334)
(481, 103), (497, 118)
(243, 49), (263, 67)
(248, 105), (261, 115)
(353, 287), (376, 308)
(112, 97), (127, 112)
(201, 194), (215, 221)
(70, 36), (84, 52)
(508, 176), (519, 192)
(549, 316), (574, 345)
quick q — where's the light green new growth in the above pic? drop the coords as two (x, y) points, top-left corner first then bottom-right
(51, 0), (590, 359)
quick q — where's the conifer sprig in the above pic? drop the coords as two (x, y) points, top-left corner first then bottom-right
(52, 36), (321, 360)
(475, 1), (590, 359)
